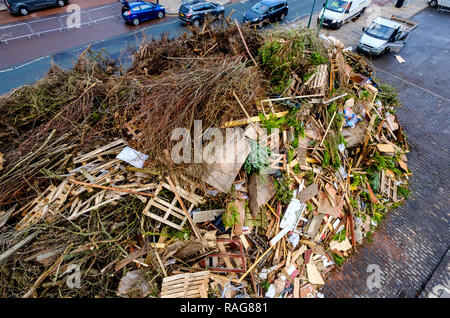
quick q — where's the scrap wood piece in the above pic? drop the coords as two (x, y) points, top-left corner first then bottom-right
(376, 143), (396, 153)
(143, 179), (203, 234)
(306, 263), (325, 285)
(245, 207), (268, 228)
(226, 199), (246, 236)
(329, 237), (352, 252)
(297, 184), (319, 203)
(365, 181), (380, 204)
(395, 55), (406, 64)
(267, 153), (287, 172)
(248, 173), (276, 216)
(166, 176), (203, 240)
(192, 209), (225, 223)
(16, 180), (72, 230)
(238, 245), (274, 282)
(306, 214), (324, 239)
(341, 121), (368, 148)
(0, 205), (15, 229)
(0, 231), (41, 265)
(115, 245), (149, 272)
(73, 139), (126, 164)
(299, 283), (315, 298)
(203, 128), (250, 193)
(380, 170), (398, 201)
(317, 191), (343, 218)
(397, 159), (408, 172)
(161, 271), (210, 298)
(207, 238), (246, 273)
(234, 19), (257, 66)
(222, 111), (288, 128)
(69, 180), (154, 198)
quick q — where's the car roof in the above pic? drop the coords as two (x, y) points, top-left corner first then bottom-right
(373, 17), (402, 29)
(128, 1), (153, 8)
(259, 0), (286, 6)
(183, 0), (208, 7)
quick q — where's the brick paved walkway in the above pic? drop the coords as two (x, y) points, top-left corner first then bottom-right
(322, 8), (450, 297)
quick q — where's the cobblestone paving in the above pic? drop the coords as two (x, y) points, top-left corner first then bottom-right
(322, 8), (450, 297)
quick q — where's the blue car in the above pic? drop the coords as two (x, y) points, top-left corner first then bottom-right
(120, 1), (165, 26)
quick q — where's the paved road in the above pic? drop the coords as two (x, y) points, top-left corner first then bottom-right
(0, 0), (324, 95)
(322, 7), (450, 298)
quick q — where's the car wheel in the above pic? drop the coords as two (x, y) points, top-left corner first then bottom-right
(192, 19), (200, 27)
(429, 0), (438, 7)
(132, 18), (140, 26)
(335, 22), (342, 29)
(279, 12), (286, 21)
(157, 11), (164, 19)
(361, 7), (366, 15)
(19, 7), (29, 16)
(57, 0), (65, 7)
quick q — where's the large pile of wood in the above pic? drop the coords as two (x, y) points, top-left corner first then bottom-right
(0, 25), (410, 298)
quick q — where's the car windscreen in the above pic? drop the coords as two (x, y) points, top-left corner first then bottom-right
(326, 0), (348, 13)
(365, 22), (395, 41)
(180, 5), (189, 13)
(251, 2), (269, 15)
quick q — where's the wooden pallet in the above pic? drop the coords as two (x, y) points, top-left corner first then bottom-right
(161, 271), (210, 298)
(380, 170), (397, 201)
(143, 180), (205, 231)
(311, 64), (328, 95)
(16, 180), (72, 230)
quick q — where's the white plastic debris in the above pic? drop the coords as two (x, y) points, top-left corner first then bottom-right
(266, 284), (277, 298)
(288, 232), (300, 249)
(116, 146), (149, 169)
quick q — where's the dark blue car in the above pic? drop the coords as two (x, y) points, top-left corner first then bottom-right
(120, 0), (166, 26)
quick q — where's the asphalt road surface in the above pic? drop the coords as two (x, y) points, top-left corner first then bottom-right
(0, 0), (324, 95)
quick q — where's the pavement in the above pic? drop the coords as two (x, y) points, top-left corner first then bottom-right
(321, 7), (450, 298)
(293, 0), (429, 48)
(0, 0), (115, 24)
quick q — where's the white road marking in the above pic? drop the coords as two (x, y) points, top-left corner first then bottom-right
(0, 56), (49, 73)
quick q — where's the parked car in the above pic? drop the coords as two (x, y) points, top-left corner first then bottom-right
(357, 16), (418, 56)
(4, 0), (68, 16)
(317, 0), (371, 30)
(428, 0), (450, 12)
(178, 1), (225, 27)
(242, 0), (288, 28)
(120, 0), (165, 26)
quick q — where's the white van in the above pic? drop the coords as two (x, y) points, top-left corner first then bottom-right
(318, 0), (371, 29)
(428, 0), (450, 12)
